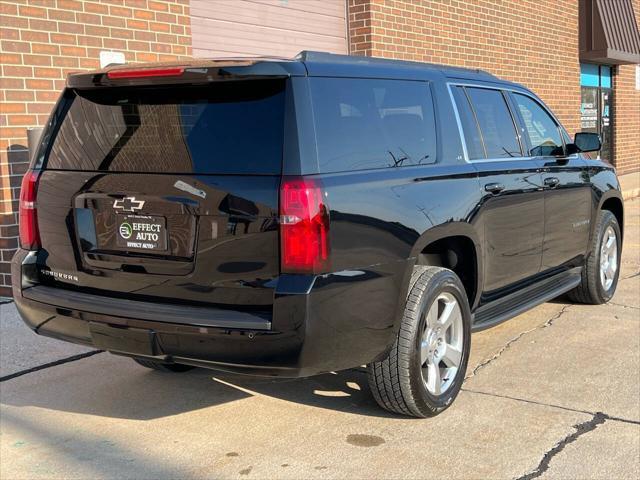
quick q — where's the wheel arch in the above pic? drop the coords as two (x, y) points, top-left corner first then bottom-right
(600, 195), (624, 241)
(410, 223), (482, 310)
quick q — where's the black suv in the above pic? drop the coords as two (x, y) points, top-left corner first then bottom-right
(13, 52), (624, 417)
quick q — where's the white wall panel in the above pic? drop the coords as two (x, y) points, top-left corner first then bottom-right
(191, 0), (348, 58)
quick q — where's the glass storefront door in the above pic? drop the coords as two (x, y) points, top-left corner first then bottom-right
(600, 87), (612, 161)
(580, 64), (613, 162)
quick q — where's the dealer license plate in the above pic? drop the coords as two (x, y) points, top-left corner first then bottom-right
(115, 214), (168, 252)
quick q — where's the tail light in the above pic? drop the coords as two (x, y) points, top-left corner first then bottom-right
(280, 177), (330, 274)
(106, 67), (184, 79)
(19, 170), (41, 250)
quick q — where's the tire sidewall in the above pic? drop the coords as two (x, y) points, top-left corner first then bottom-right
(408, 270), (471, 415)
(594, 212), (622, 303)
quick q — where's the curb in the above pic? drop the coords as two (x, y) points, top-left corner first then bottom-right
(622, 188), (640, 201)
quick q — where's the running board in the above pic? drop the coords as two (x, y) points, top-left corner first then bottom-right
(471, 268), (582, 332)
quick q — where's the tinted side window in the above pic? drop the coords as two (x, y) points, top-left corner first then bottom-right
(512, 93), (564, 156)
(310, 78), (437, 173)
(466, 87), (521, 159)
(452, 86), (485, 160)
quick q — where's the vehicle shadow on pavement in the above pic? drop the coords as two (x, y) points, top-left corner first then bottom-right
(1, 353), (400, 420)
(1, 359), (245, 420)
(210, 367), (400, 418)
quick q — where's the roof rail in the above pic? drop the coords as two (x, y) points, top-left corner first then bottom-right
(297, 50), (498, 79)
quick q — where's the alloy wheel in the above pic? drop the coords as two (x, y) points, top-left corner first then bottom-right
(420, 292), (464, 395)
(599, 225), (618, 291)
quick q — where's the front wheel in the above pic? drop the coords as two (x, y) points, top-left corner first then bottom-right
(367, 266), (471, 417)
(568, 210), (621, 305)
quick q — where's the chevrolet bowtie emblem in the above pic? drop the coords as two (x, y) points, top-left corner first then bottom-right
(113, 196), (145, 212)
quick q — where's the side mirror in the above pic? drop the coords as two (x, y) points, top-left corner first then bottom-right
(568, 132), (601, 154)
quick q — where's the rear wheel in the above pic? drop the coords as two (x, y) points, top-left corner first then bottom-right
(133, 358), (195, 373)
(367, 267), (471, 417)
(568, 210), (621, 304)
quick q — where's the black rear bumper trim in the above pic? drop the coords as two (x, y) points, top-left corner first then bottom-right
(22, 285), (272, 331)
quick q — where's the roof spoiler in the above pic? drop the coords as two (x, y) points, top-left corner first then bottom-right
(66, 57), (306, 89)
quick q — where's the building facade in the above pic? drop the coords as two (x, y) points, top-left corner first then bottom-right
(1, 0), (639, 296)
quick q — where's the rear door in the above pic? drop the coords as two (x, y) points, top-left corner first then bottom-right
(508, 92), (591, 272)
(451, 85), (545, 298)
(34, 79), (287, 308)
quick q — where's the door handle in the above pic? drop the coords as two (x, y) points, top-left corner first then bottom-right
(544, 177), (560, 188)
(484, 183), (505, 194)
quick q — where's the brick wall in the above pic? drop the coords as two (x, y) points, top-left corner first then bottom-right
(614, 64), (640, 176)
(1, 0), (638, 297)
(348, 0), (582, 135)
(0, 0), (192, 297)
(612, 0), (640, 176)
(348, 0), (639, 176)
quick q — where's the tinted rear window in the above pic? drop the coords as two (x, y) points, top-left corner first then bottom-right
(310, 78), (437, 173)
(45, 80), (285, 174)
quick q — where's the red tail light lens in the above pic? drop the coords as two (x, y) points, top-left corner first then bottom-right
(107, 67), (184, 79)
(280, 177), (330, 274)
(19, 170), (41, 250)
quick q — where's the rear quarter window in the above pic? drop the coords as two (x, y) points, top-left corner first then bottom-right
(44, 80), (286, 174)
(309, 78), (437, 173)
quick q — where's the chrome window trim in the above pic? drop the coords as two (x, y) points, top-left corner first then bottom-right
(501, 89), (527, 156)
(447, 81), (579, 163)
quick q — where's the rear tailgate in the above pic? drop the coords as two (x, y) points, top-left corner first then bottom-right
(31, 79), (286, 310)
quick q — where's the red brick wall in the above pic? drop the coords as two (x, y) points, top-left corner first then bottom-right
(348, 0), (639, 176)
(1, 0), (638, 297)
(614, 64), (640, 176)
(0, 0), (192, 297)
(612, 0), (640, 176)
(348, 0), (582, 134)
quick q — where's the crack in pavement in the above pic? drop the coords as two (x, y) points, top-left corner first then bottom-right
(600, 414), (640, 426)
(515, 412), (608, 480)
(464, 305), (574, 380)
(0, 299), (14, 305)
(0, 350), (103, 382)
(608, 301), (640, 310)
(462, 388), (594, 417)
(462, 388), (640, 425)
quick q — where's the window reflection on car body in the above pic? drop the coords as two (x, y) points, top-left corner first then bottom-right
(387, 148), (431, 168)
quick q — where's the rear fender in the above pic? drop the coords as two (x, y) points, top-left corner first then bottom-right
(408, 222), (482, 309)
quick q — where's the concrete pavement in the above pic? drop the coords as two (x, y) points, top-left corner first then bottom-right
(1, 199), (638, 480)
(619, 171), (640, 200)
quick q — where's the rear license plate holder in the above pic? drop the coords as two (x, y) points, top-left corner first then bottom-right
(89, 322), (156, 356)
(115, 214), (168, 253)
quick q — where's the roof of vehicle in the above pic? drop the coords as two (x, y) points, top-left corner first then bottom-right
(67, 50), (525, 91)
(298, 50), (502, 81)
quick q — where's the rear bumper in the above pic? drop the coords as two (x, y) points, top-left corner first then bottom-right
(12, 249), (408, 377)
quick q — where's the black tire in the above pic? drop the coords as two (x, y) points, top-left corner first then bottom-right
(367, 266), (471, 418)
(133, 358), (195, 372)
(568, 210), (621, 305)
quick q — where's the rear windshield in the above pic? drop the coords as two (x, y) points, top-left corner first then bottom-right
(44, 80), (285, 174)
